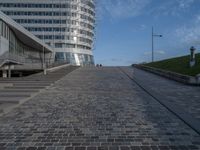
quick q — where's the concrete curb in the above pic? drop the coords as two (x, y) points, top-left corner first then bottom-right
(134, 64), (200, 86)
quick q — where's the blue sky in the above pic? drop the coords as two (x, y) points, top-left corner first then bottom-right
(94, 0), (200, 66)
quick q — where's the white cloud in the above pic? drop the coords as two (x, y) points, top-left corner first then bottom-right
(197, 15), (200, 22)
(111, 58), (123, 62)
(98, 0), (150, 19)
(97, 0), (196, 20)
(175, 15), (200, 45)
(178, 0), (194, 9)
(131, 24), (147, 32)
(144, 50), (166, 56)
(150, 0), (195, 17)
(156, 50), (166, 55)
(144, 51), (151, 55)
(139, 24), (147, 30)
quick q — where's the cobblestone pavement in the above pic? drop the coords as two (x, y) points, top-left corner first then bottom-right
(121, 67), (200, 122)
(0, 67), (200, 150)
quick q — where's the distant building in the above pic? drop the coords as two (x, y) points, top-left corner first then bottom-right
(0, 0), (96, 66)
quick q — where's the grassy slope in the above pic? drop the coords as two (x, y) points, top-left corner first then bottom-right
(144, 53), (200, 76)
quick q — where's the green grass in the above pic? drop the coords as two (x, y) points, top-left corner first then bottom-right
(144, 53), (200, 76)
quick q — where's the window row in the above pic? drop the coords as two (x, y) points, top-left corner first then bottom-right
(3, 11), (95, 23)
(0, 3), (77, 10)
(0, 3), (95, 16)
(25, 27), (94, 37)
(36, 35), (93, 45)
(14, 19), (94, 30)
(4, 11), (77, 17)
(0, 1), (95, 10)
(54, 43), (91, 50)
(16, 19), (68, 24)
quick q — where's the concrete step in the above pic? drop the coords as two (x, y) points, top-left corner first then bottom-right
(0, 98), (22, 104)
(0, 94), (31, 97)
(0, 92), (35, 96)
(0, 66), (79, 115)
(12, 84), (51, 87)
(0, 83), (13, 89)
(0, 81), (53, 84)
(4, 86), (45, 89)
(0, 89), (39, 92)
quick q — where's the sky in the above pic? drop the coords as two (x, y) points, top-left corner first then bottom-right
(93, 0), (200, 66)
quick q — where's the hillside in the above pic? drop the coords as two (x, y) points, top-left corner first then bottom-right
(144, 53), (200, 76)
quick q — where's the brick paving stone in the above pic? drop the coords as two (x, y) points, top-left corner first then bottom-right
(150, 146), (159, 150)
(37, 148), (47, 150)
(0, 67), (199, 150)
(98, 147), (108, 150)
(16, 148), (26, 150)
(26, 147), (38, 150)
(130, 147), (141, 150)
(75, 147), (86, 150)
(120, 146), (130, 150)
(108, 146), (119, 150)
(87, 147), (97, 150)
(56, 147), (65, 150)
(46, 147), (56, 150)
(65, 147), (74, 150)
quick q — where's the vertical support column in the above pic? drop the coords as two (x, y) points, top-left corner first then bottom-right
(2, 70), (7, 78)
(8, 65), (11, 78)
(43, 52), (47, 75)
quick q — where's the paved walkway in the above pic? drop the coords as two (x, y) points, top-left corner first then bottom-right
(0, 67), (200, 150)
(122, 67), (200, 122)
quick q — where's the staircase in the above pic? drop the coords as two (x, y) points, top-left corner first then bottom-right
(0, 65), (79, 114)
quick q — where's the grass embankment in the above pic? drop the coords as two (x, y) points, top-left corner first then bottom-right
(144, 53), (200, 76)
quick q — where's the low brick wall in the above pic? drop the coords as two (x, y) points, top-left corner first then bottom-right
(134, 64), (200, 85)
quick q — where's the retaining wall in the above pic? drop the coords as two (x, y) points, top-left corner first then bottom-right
(134, 64), (200, 85)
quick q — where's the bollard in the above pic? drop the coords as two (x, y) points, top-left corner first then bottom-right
(196, 74), (200, 84)
(190, 46), (196, 67)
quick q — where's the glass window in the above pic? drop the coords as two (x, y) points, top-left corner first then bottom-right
(55, 52), (65, 61)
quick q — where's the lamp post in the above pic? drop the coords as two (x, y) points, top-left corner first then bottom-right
(152, 27), (162, 62)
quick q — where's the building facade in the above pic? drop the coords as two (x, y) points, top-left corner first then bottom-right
(0, 11), (52, 77)
(0, 0), (96, 66)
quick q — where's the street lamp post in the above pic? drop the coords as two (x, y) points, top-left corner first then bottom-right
(152, 27), (162, 62)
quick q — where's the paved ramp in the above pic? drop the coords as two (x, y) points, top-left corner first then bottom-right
(0, 67), (199, 149)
